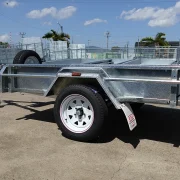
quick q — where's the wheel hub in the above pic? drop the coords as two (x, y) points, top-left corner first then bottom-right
(60, 95), (94, 133)
(24, 56), (40, 64)
(76, 108), (84, 118)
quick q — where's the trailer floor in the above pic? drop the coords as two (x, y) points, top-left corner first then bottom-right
(0, 93), (180, 180)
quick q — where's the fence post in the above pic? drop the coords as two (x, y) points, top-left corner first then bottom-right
(176, 47), (180, 64)
(34, 43), (36, 52)
(5, 48), (8, 64)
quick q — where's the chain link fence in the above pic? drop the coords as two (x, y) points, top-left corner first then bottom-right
(0, 40), (178, 64)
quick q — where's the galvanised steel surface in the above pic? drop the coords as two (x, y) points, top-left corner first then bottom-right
(1, 54), (180, 109)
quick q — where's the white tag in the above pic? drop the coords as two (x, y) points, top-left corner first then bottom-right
(120, 103), (137, 131)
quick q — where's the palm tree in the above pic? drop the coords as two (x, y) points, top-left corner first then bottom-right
(140, 32), (169, 47)
(42, 30), (70, 46)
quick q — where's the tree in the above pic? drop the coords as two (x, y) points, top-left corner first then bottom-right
(42, 30), (70, 46)
(140, 32), (169, 47)
(0, 42), (9, 48)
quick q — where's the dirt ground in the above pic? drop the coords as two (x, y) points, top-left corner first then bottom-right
(0, 92), (180, 180)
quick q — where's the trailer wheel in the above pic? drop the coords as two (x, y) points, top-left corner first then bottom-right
(54, 85), (108, 142)
(13, 50), (42, 64)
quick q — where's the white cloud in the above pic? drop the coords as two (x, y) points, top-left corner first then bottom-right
(27, 6), (77, 19)
(43, 21), (52, 26)
(56, 6), (76, 19)
(0, 34), (10, 42)
(3, 0), (18, 8)
(120, 1), (180, 27)
(84, 18), (107, 26)
(27, 7), (56, 19)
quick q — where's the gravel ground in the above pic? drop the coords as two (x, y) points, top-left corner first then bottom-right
(0, 92), (180, 180)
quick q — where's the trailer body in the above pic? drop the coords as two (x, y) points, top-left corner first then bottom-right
(1, 63), (180, 107)
(1, 52), (180, 141)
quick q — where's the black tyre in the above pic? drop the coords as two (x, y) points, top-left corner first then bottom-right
(13, 50), (42, 64)
(13, 50), (24, 63)
(54, 85), (108, 142)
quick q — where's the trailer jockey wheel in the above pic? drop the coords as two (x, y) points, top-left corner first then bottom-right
(54, 85), (108, 142)
(13, 50), (42, 64)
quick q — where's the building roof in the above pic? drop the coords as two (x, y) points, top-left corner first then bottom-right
(135, 41), (179, 47)
(168, 41), (179, 47)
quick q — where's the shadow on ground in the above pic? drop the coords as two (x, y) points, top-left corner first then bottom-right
(4, 100), (180, 148)
(98, 105), (180, 148)
(5, 100), (54, 123)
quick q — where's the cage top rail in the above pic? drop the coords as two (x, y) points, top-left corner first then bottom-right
(2, 63), (180, 70)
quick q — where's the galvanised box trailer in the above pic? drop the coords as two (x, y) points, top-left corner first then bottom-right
(0, 48), (179, 141)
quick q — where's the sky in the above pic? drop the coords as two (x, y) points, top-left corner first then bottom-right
(0, 0), (180, 47)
